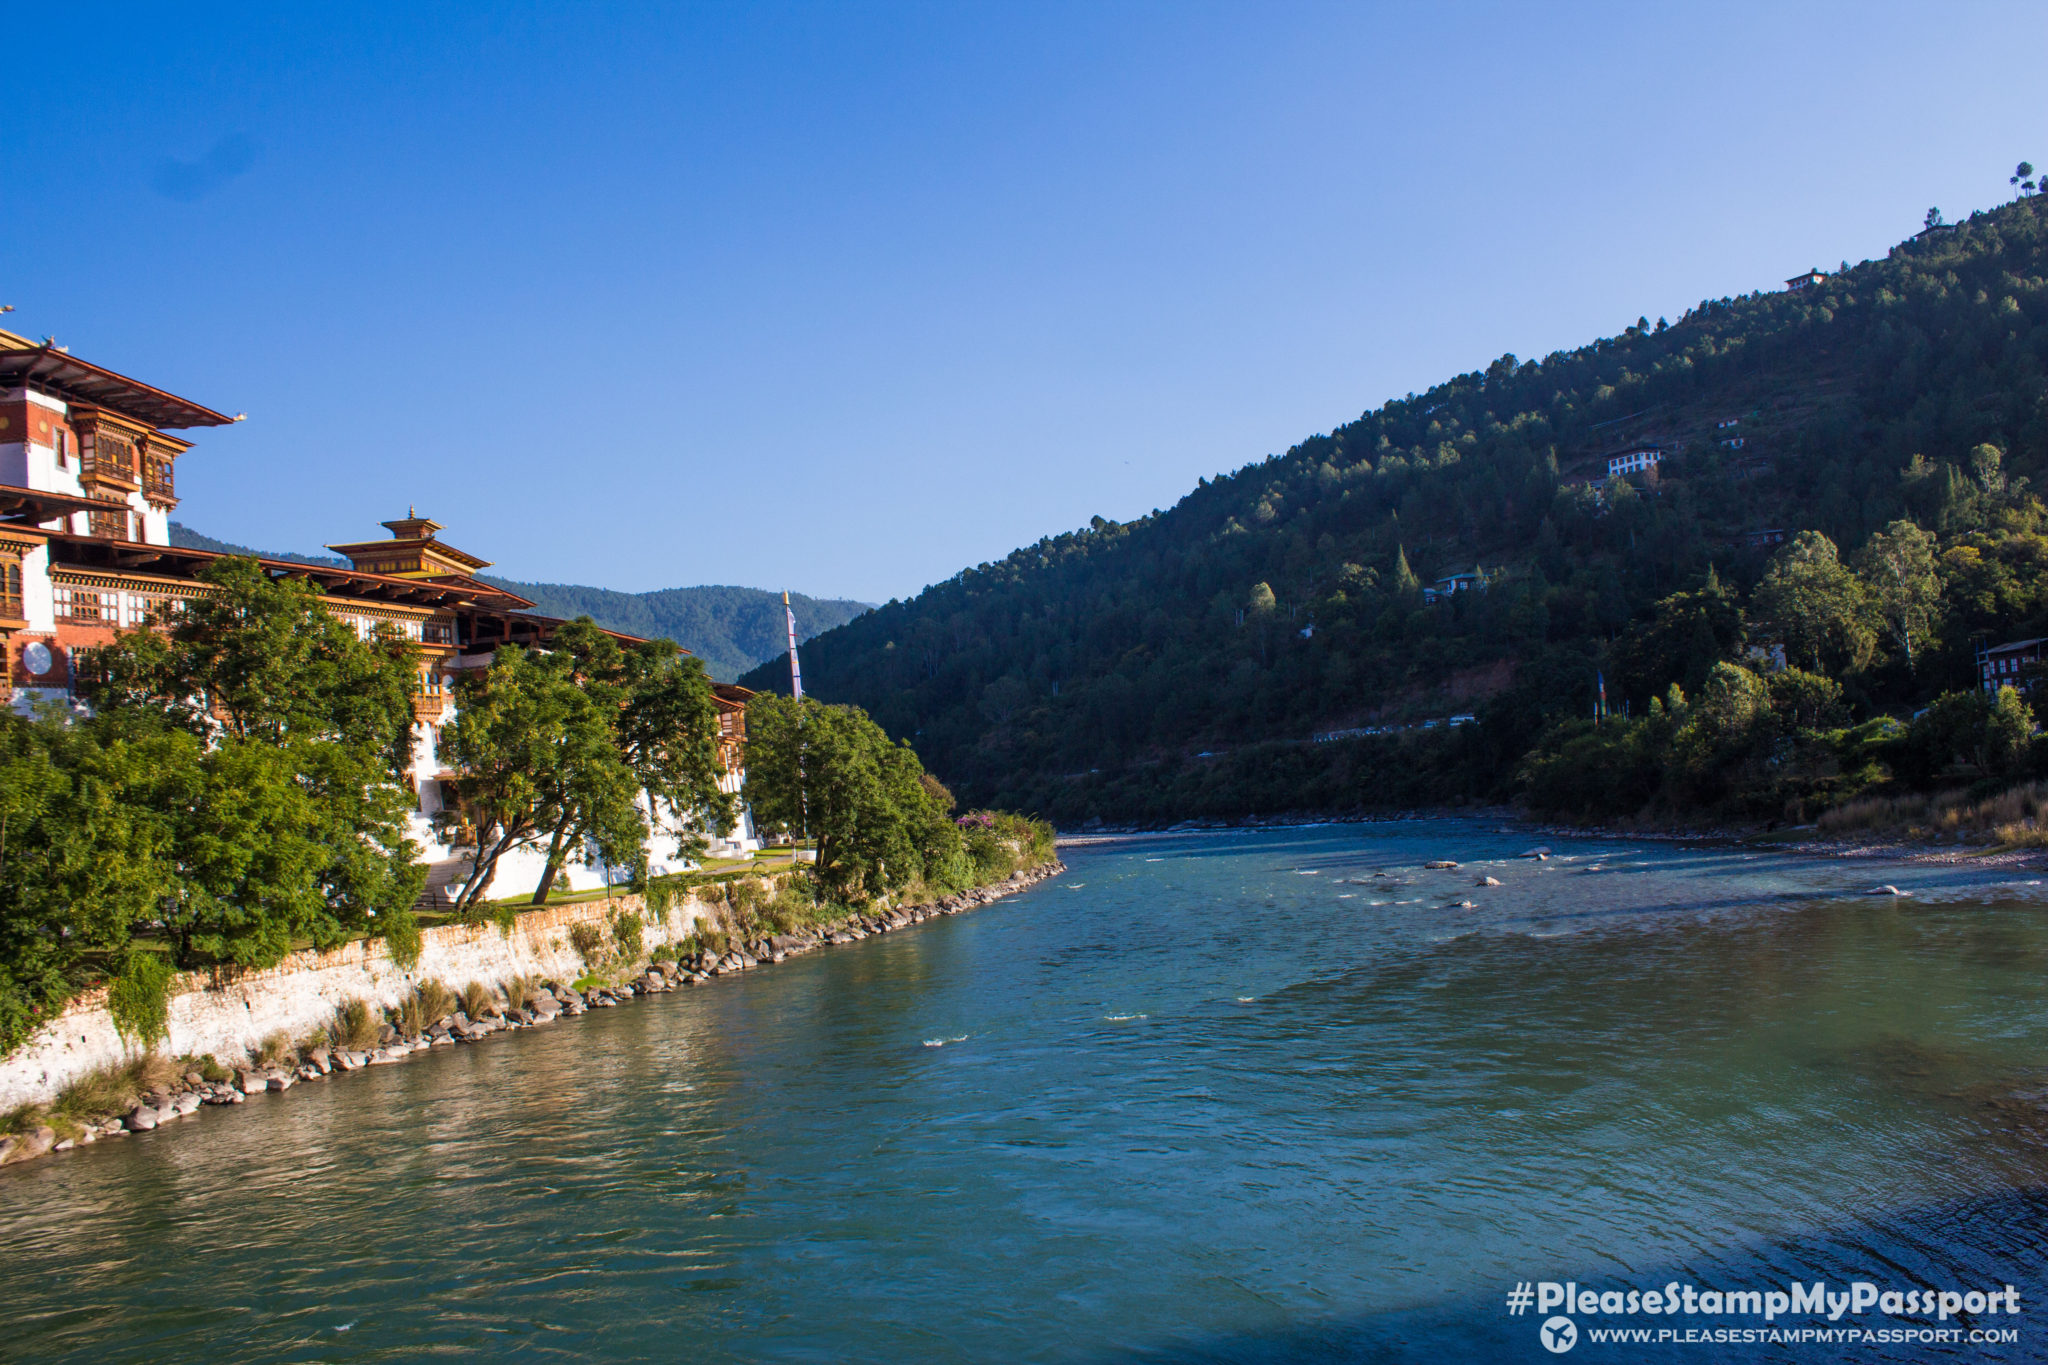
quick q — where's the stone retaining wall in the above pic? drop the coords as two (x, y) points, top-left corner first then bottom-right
(0, 885), (742, 1111)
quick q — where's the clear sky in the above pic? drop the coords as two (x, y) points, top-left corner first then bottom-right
(7, 2), (2044, 603)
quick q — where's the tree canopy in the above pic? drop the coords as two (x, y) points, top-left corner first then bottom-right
(743, 696), (962, 902)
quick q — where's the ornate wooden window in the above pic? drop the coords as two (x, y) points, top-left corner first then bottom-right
(0, 557), (21, 621)
(422, 620), (455, 645)
(53, 587), (105, 622)
(83, 429), (137, 483)
(86, 497), (129, 541)
(143, 457), (175, 501)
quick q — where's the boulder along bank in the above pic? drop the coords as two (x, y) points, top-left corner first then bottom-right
(0, 861), (1065, 1170)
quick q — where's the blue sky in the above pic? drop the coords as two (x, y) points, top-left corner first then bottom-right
(6, 2), (2044, 603)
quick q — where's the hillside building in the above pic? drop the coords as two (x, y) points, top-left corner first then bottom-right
(1421, 569), (1487, 607)
(1978, 638), (2045, 694)
(0, 328), (758, 903)
(1785, 269), (1828, 291)
(1606, 445), (1664, 478)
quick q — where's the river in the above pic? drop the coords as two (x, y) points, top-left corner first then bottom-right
(3, 821), (2046, 1361)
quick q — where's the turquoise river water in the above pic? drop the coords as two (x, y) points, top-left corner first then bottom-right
(4, 821), (2048, 1362)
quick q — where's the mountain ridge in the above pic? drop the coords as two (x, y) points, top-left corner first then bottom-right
(167, 524), (870, 679)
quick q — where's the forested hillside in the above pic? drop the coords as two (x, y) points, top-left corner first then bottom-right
(479, 582), (871, 680)
(742, 193), (2048, 825)
(169, 526), (868, 679)
(169, 524), (345, 567)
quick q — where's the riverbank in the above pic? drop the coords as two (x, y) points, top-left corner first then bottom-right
(0, 860), (1064, 1171)
(1059, 808), (2048, 871)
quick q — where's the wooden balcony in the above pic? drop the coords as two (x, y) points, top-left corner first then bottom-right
(142, 459), (176, 504)
(80, 449), (139, 492)
(412, 693), (450, 722)
(86, 503), (130, 541)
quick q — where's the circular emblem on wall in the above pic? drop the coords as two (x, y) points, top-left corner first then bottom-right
(20, 641), (53, 677)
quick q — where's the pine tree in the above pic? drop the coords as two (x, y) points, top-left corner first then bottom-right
(1393, 545), (1420, 594)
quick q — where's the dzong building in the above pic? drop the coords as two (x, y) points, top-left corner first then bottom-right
(0, 328), (758, 903)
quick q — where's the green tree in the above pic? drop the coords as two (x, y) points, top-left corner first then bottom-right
(83, 556), (419, 774)
(1688, 661), (1773, 741)
(1986, 685), (2036, 776)
(744, 696), (959, 902)
(538, 618), (730, 864)
(1614, 571), (1746, 704)
(77, 557), (426, 965)
(1901, 688), (2037, 783)
(1766, 667), (1849, 731)
(436, 640), (647, 912)
(618, 640), (735, 859)
(1854, 520), (1942, 668)
(1753, 532), (1875, 675)
(1391, 546), (1420, 595)
(0, 714), (184, 1056)
(1971, 443), (2007, 498)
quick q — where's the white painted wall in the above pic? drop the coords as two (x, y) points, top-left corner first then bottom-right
(0, 887), (733, 1110)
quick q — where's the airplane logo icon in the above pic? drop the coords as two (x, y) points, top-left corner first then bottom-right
(1540, 1315), (1578, 1354)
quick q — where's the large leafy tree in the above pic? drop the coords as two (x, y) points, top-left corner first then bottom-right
(435, 640), (646, 911)
(85, 556), (419, 772)
(1613, 570), (1747, 705)
(618, 641), (734, 859)
(76, 557), (425, 968)
(545, 619), (734, 861)
(1854, 520), (1943, 668)
(1753, 532), (1875, 676)
(744, 695), (959, 902)
(0, 714), (187, 1056)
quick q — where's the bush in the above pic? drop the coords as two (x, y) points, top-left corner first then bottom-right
(48, 1054), (180, 1124)
(56, 1065), (137, 1119)
(256, 1030), (296, 1067)
(458, 980), (497, 1019)
(757, 886), (819, 934)
(383, 907), (423, 970)
(107, 953), (175, 1052)
(393, 980), (454, 1039)
(568, 922), (606, 971)
(493, 902), (519, 939)
(610, 909), (644, 962)
(332, 998), (379, 1050)
(415, 979), (454, 1028)
(503, 974), (546, 1012)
